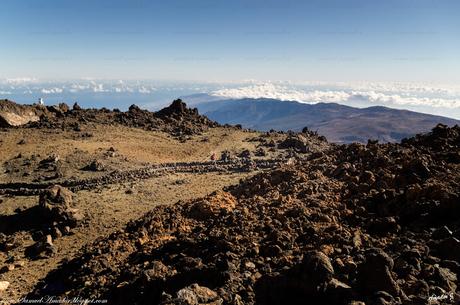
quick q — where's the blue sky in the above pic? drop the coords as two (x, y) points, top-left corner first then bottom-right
(1, 0), (459, 82)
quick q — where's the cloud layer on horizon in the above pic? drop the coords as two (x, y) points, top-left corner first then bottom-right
(1, 78), (460, 119)
(211, 82), (460, 109)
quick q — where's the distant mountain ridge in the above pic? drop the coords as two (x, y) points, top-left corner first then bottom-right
(190, 97), (460, 143)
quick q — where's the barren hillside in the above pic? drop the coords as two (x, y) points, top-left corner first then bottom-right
(0, 99), (459, 305)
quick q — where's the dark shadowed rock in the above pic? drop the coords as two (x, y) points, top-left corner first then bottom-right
(435, 237), (460, 263)
(356, 248), (401, 297)
(432, 226), (453, 240)
(72, 102), (82, 111)
(301, 251), (335, 285)
(82, 160), (105, 171)
(156, 99), (188, 117)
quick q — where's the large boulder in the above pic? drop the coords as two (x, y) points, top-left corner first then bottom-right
(39, 185), (84, 228)
(300, 251), (335, 286)
(434, 237), (460, 263)
(156, 99), (190, 117)
(356, 248), (401, 297)
(46, 103), (70, 117)
(0, 99), (41, 127)
(279, 135), (310, 153)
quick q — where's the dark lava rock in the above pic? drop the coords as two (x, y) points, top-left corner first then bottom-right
(434, 237), (460, 262)
(356, 248), (401, 297)
(220, 150), (232, 161)
(22, 99), (220, 137)
(239, 149), (252, 159)
(72, 102), (81, 111)
(156, 99), (189, 117)
(26, 234), (56, 258)
(368, 217), (400, 235)
(255, 147), (267, 157)
(82, 160), (105, 171)
(25, 125), (460, 305)
(432, 265), (457, 292)
(278, 135), (310, 153)
(301, 251), (335, 286)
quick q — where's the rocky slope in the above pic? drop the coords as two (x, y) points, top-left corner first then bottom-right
(26, 124), (460, 304)
(0, 104), (287, 301)
(0, 99), (219, 137)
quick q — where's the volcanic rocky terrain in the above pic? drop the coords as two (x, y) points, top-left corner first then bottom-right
(0, 99), (459, 305)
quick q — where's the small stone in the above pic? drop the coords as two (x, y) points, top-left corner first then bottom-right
(233, 294), (244, 305)
(244, 261), (256, 269)
(260, 244), (283, 257)
(14, 260), (26, 268)
(362, 170), (376, 185)
(353, 231), (363, 249)
(433, 265), (457, 292)
(405, 184), (422, 202)
(328, 278), (351, 290)
(0, 281), (10, 292)
(52, 227), (63, 239)
(320, 244), (335, 256)
(368, 217), (400, 235)
(46, 234), (53, 246)
(26, 235), (56, 258)
(143, 261), (176, 282)
(83, 160), (105, 172)
(63, 226), (71, 235)
(0, 264), (14, 273)
(176, 283), (220, 305)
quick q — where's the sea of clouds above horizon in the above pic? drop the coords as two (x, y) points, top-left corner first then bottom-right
(1, 78), (460, 120)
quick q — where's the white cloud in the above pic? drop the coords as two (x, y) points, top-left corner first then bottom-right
(350, 91), (460, 108)
(211, 83), (460, 109)
(91, 83), (108, 93)
(69, 83), (90, 93)
(138, 86), (151, 94)
(212, 83), (347, 103)
(4, 77), (38, 84)
(41, 87), (63, 94)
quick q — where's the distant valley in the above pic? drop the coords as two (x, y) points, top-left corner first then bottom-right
(187, 95), (460, 143)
